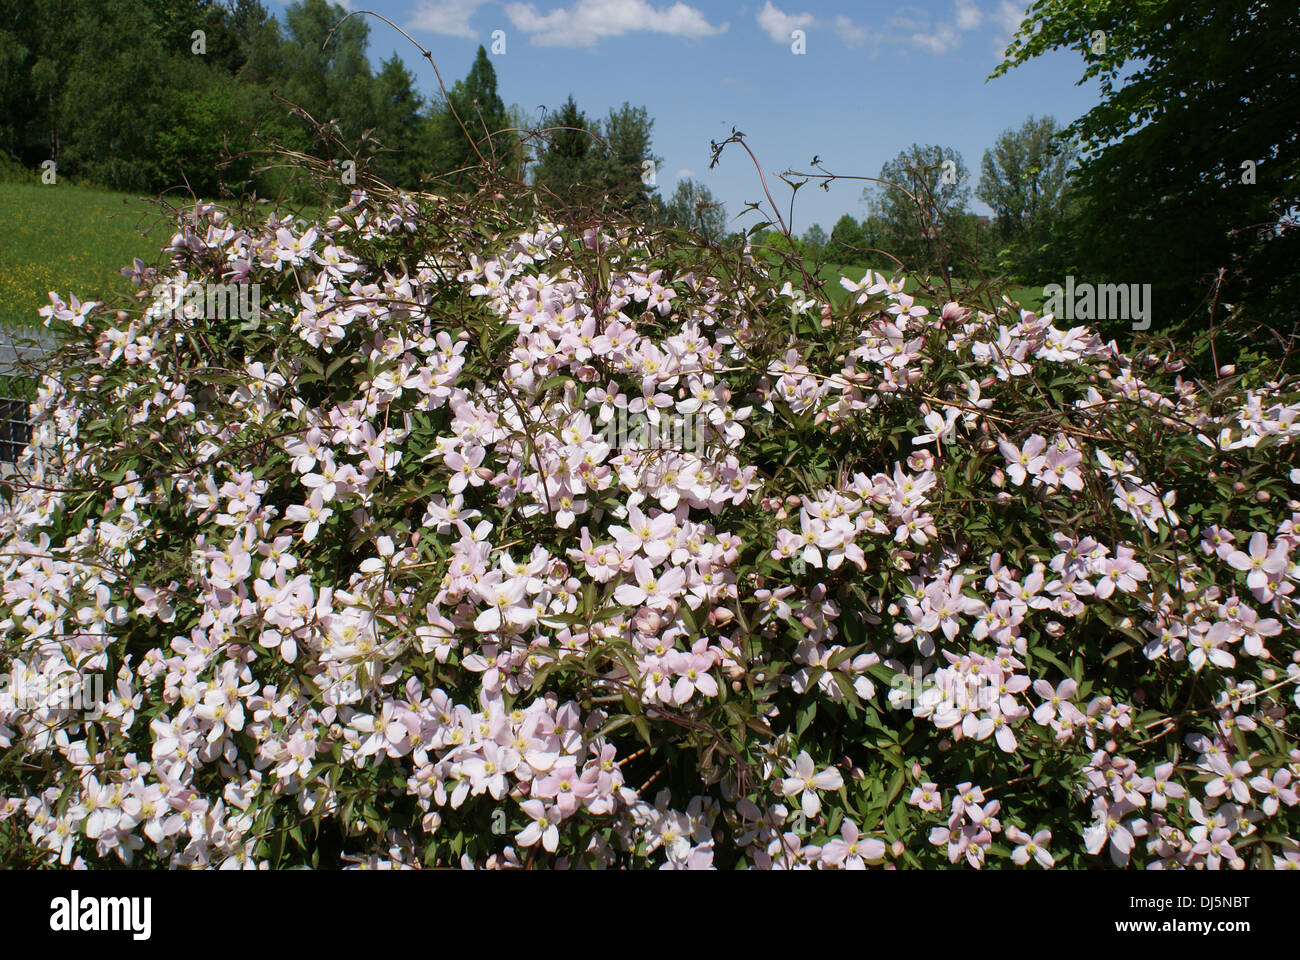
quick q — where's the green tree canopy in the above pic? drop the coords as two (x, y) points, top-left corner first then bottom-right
(428, 45), (517, 185)
(992, 0), (1300, 332)
(801, 223), (828, 253)
(828, 215), (865, 263)
(532, 94), (598, 203)
(370, 54), (427, 188)
(864, 144), (971, 271)
(661, 178), (727, 241)
(977, 115), (1076, 246)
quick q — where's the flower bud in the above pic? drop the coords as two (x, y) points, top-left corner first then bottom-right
(890, 840), (905, 858)
(634, 609), (662, 634)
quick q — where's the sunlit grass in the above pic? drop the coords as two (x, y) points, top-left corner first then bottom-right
(0, 181), (163, 329)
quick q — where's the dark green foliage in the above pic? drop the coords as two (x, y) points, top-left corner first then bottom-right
(992, 0), (1300, 335)
(829, 214), (866, 263)
(532, 94), (597, 202)
(0, 2), (525, 197)
(660, 178), (727, 241)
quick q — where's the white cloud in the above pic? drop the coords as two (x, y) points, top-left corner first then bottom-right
(675, 168), (695, 179)
(991, 0), (1028, 54)
(504, 0), (727, 47)
(996, 0), (1028, 35)
(889, 0), (993, 55)
(887, 6), (928, 31)
(910, 21), (960, 54)
(954, 0), (983, 31)
(756, 1), (815, 43)
(757, 3), (869, 48)
(409, 0), (485, 38)
(271, 0), (355, 8)
(834, 15), (870, 47)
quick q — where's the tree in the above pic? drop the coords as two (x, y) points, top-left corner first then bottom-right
(992, 0), (1300, 334)
(864, 144), (971, 271)
(532, 95), (598, 203)
(278, 0), (375, 146)
(370, 54), (429, 188)
(662, 178), (727, 241)
(801, 223), (828, 256)
(586, 103), (662, 216)
(828, 215), (865, 264)
(428, 45), (516, 185)
(977, 116), (1076, 246)
(531, 100), (663, 217)
(219, 0), (285, 85)
(975, 115), (1079, 281)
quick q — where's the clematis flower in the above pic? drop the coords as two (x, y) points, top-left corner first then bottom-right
(821, 820), (885, 869)
(1006, 825), (1055, 868)
(779, 751), (843, 819)
(1225, 532), (1288, 590)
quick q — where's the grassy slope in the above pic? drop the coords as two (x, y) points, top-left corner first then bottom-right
(0, 181), (161, 329)
(788, 259), (1045, 313)
(0, 182), (1048, 331)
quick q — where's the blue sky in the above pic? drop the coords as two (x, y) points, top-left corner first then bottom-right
(269, 0), (1105, 233)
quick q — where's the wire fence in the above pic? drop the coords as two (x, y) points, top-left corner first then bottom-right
(0, 326), (56, 463)
(0, 395), (32, 463)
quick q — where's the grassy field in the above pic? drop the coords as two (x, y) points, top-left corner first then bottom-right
(0, 181), (161, 329)
(0, 181), (1047, 332)
(798, 260), (1045, 314)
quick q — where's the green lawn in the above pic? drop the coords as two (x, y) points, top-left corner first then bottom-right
(788, 259), (1046, 314)
(0, 181), (1050, 330)
(0, 181), (159, 329)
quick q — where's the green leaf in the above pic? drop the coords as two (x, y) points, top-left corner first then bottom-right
(1102, 641), (1133, 664)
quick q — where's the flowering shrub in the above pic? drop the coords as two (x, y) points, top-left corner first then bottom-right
(2, 179), (1299, 869)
